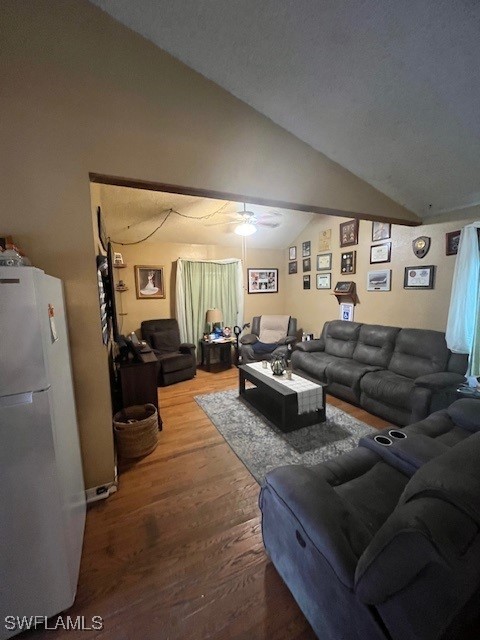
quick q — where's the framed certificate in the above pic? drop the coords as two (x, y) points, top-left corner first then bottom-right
(404, 266), (435, 289)
(316, 273), (331, 289)
(370, 242), (391, 264)
(316, 252), (332, 271)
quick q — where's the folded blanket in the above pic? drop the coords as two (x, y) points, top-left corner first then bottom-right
(252, 341), (279, 355)
(258, 315), (290, 343)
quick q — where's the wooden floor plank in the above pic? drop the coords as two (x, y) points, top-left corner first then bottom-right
(26, 366), (390, 640)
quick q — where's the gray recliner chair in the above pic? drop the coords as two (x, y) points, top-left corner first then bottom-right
(260, 399), (480, 640)
(141, 319), (196, 386)
(239, 315), (298, 364)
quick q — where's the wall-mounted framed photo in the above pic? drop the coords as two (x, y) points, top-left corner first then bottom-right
(316, 252), (332, 271)
(303, 257), (311, 272)
(247, 268), (278, 293)
(340, 219), (359, 247)
(366, 269), (391, 291)
(302, 241), (311, 257)
(303, 275), (311, 290)
(372, 221), (391, 242)
(289, 246), (297, 260)
(341, 250), (356, 274)
(288, 261), (297, 274)
(316, 273), (331, 289)
(445, 230), (461, 256)
(135, 265), (165, 299)
(404, 265), (435, 289)
(370, 242), (391, 264)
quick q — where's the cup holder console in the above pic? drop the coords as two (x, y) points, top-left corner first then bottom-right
(374, 435), (393, 446)
(389, 429), (407, 440)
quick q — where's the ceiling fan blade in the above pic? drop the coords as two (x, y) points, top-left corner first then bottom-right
(205, 220), (238, 227)
(257, 221), (280, 228)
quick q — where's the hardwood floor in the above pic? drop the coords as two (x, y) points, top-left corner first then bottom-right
(28, 367), (389, 640)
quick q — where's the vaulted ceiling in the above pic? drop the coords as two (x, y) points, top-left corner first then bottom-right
(91, 0), (480, 221)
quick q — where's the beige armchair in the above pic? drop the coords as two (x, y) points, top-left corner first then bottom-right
(239, 315), (298, 364)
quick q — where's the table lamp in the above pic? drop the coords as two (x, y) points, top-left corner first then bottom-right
(206, 308), (223, 336)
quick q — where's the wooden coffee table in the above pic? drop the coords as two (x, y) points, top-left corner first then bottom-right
(238, 363), (326, 432)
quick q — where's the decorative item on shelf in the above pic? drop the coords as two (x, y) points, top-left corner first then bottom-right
(445, 230), (461, 256)
(113, 252), (124, 265)
(340, 219), (359, 247)
(341, 250), (356, 274)
(0, 236), (31, 266)
(412, 236), (431, 259)
(270, 354), (287, 376)
(115, 280), (128, 292)
(223, 326), (231, 338)
(332, 281), (357, 304)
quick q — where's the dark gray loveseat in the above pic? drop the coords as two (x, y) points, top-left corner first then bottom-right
(291, 320), (468, 425)
(260, 399), (480, 640)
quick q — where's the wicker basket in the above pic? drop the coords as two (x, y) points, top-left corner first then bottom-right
(113, 404), (159, 459)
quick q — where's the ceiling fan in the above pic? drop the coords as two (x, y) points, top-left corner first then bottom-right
(207, 203), (282, 236)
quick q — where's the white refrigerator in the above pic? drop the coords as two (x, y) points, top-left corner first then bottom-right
(0, 267), (86, 639)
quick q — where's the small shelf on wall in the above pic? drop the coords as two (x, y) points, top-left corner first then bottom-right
(332, 281), (357, 305)
(115, 286), (129, 292)
(113, 263), (127, 269)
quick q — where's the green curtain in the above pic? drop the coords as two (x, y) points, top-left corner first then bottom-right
(176, 259), (242, 351)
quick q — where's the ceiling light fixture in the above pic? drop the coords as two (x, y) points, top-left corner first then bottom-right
(234, 203), (257, 236)
(234, 221), (256, 236)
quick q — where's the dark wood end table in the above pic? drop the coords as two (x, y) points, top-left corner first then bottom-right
(200, 339), (234, 371)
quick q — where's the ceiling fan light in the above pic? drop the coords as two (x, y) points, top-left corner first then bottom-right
(235, 222), (256, 236)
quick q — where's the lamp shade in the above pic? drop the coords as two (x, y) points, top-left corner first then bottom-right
(206, 308), (223, 324)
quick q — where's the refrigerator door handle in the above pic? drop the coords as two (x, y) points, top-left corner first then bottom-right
(0, 392), (33, 407)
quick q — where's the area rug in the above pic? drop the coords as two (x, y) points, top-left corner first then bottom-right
(195, 389), (375, 484)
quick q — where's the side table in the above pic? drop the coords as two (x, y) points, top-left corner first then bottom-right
(456, 385), (480, 400)
(200, 340), (233, 372)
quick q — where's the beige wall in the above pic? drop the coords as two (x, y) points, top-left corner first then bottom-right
(286, 207), (480, 335)
(107, 240), (285, 336)
(3, 1), (418, 489)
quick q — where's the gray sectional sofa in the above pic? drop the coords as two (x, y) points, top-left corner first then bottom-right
(260, 399), (480, 640)
(291, 320), (468, 425)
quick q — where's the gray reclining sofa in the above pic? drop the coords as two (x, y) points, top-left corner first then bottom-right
(260, 399), (480, 640)
(291, 320), (468, 425)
